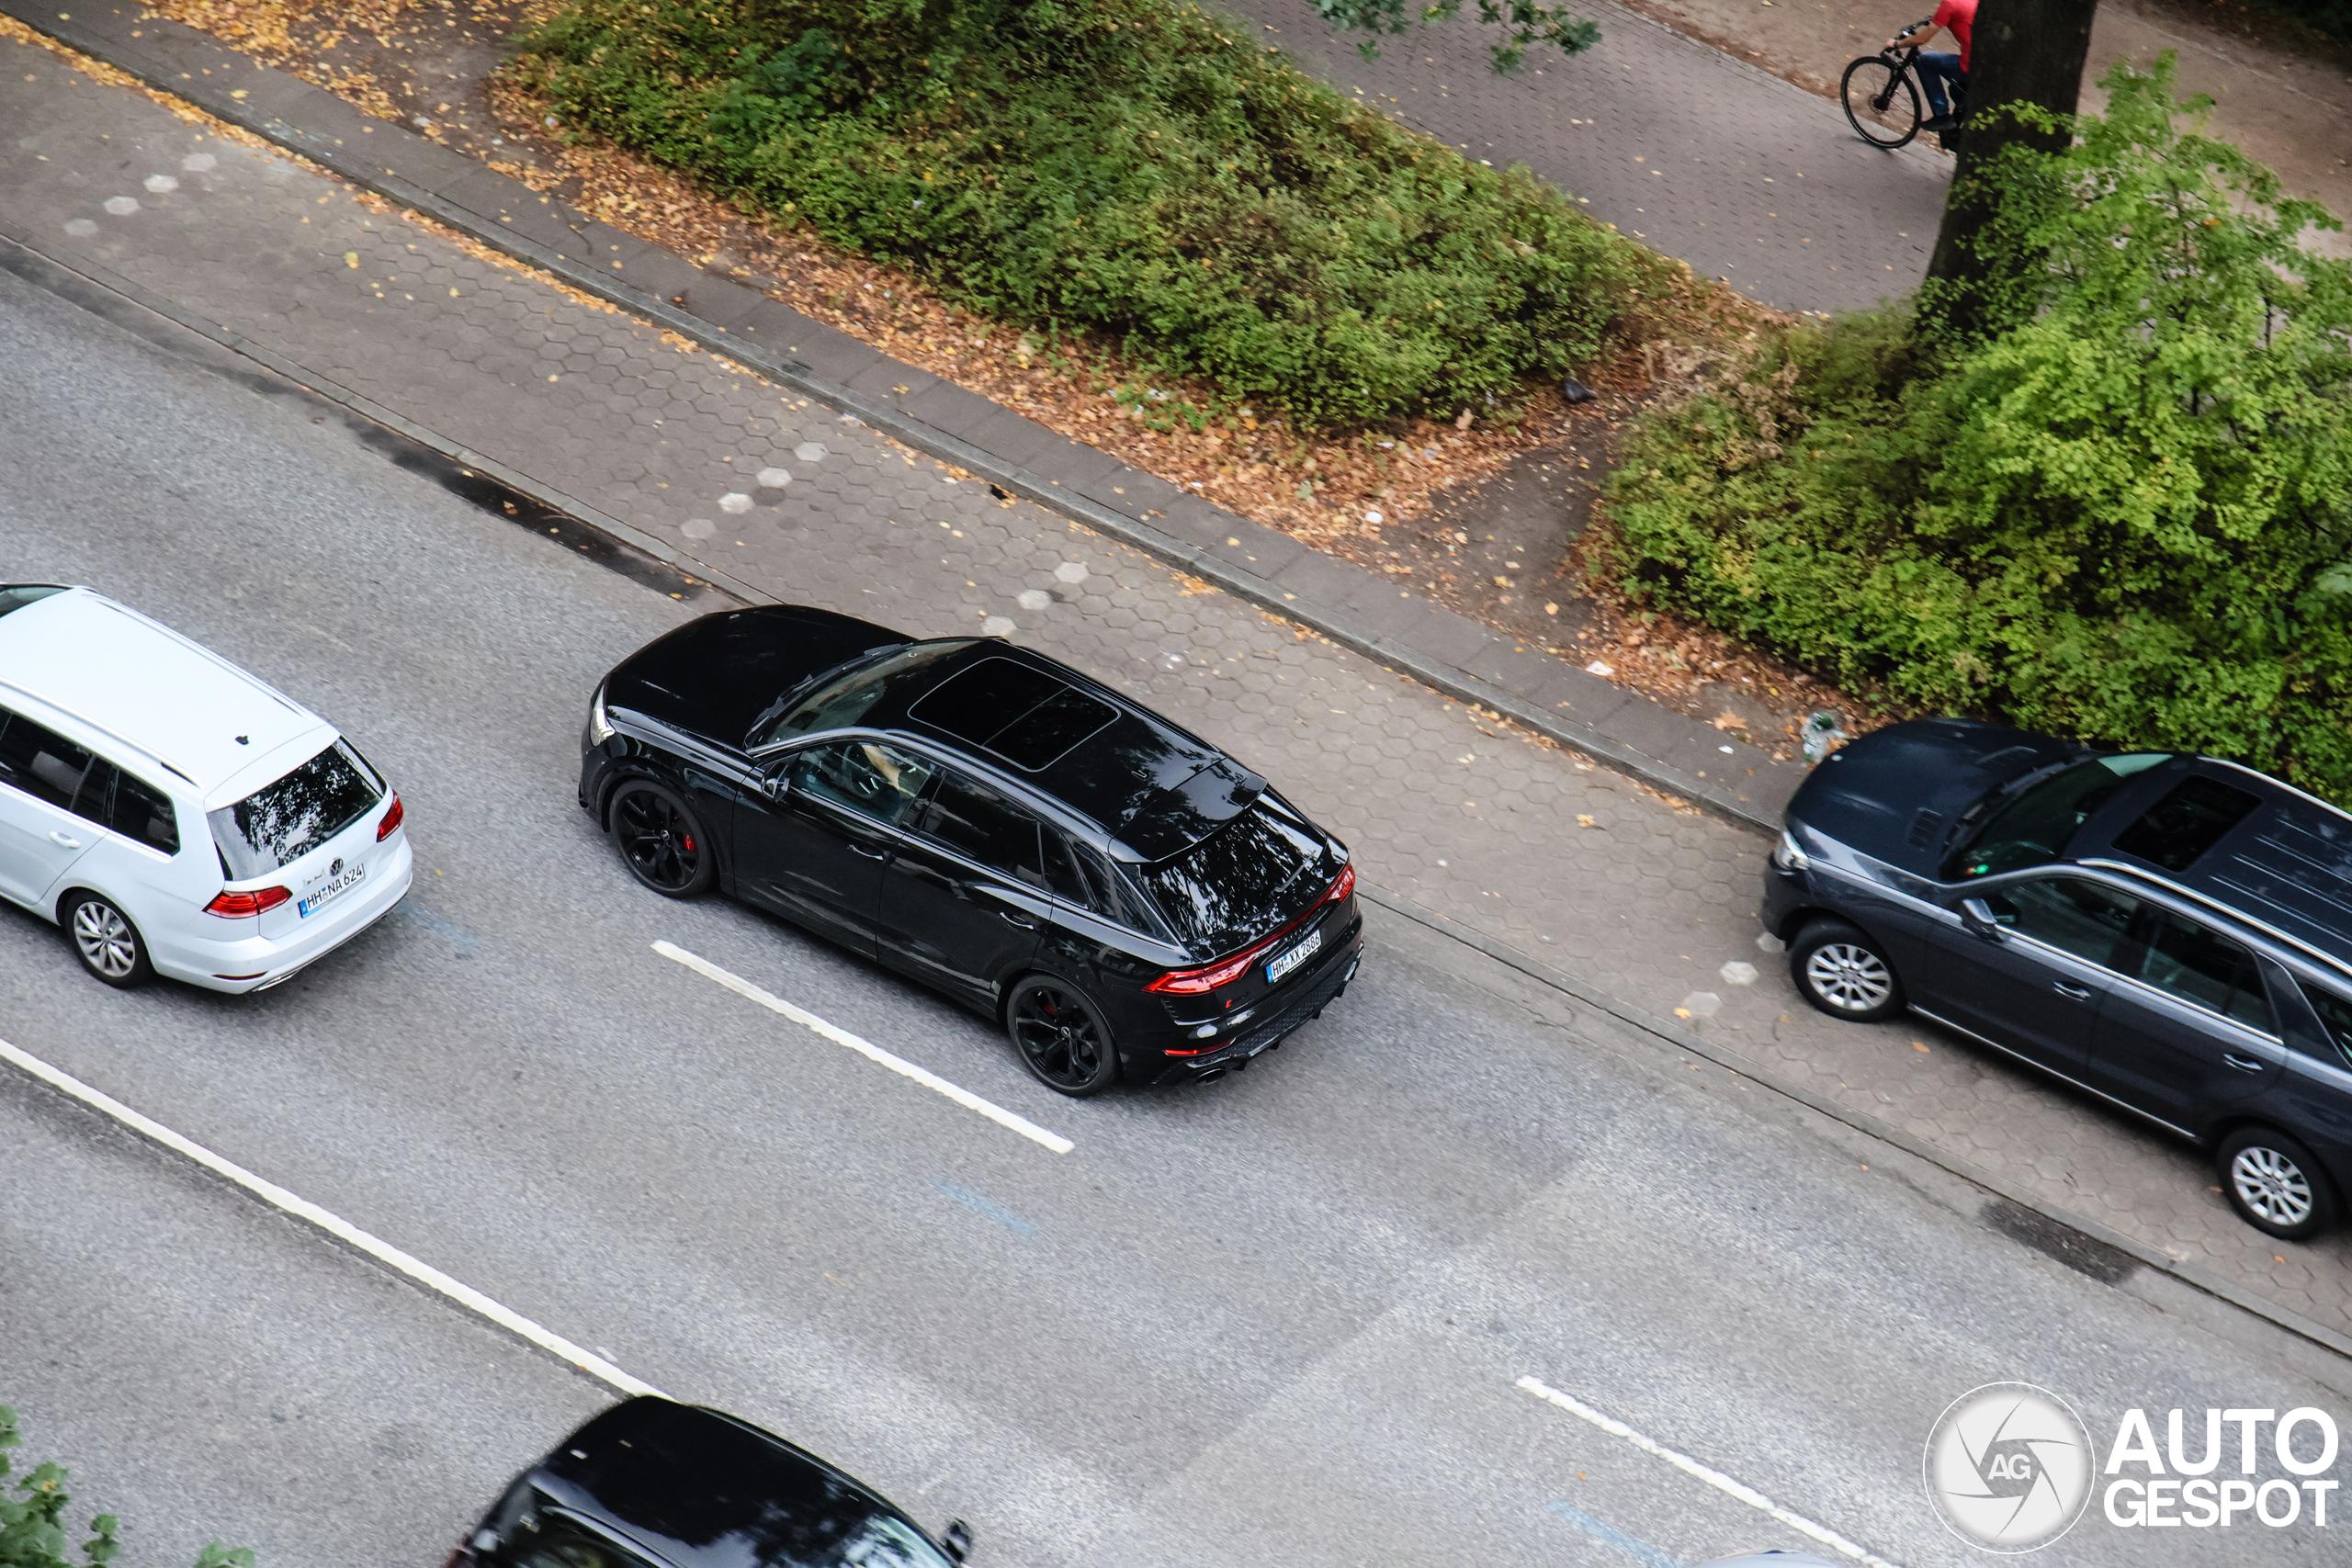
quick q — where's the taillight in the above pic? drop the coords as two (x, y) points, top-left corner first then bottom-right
(1143, 862), (1357, 995)
(377, 793), (404, 841)
(206, 886), (290, 918)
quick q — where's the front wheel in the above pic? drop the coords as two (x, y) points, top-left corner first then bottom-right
(1005, 976), (1120, 1097)
(1790, 918), (1905, 1022)
(2217, 1126), (2337, 1241)
(606, 779), (716, 897)
(1841, 56), (1920, 150)
(65, 891), (154, 988)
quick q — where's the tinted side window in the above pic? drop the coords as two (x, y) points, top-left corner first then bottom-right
(2132, 910), (2275, 1032)
(2298, 983), (2352, 1067)
(0, 708), (95, 813)
(1075, 843), (1167, 936)
(2110, 775), (2262, 872)
(922, 771), (1044, 884)
(792, 739), (936, 828)
(1039, 828), (1094, 908)
(1982, 878), (2142, 970)
(109, 770), (181, 855)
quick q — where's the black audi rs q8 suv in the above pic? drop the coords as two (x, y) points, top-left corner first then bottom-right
(580, 606), (1362, 1095)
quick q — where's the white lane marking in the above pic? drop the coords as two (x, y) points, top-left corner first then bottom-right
(0, 1034), (664, 1400)
(1515, 1376), (1904, 1568)
(653, 942), (1075, 1155)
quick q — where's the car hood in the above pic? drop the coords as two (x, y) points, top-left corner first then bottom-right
(1787, 718), (2082, 874)
(605, 606), (910, 748)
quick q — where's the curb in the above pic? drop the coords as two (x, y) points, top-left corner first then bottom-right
(0, 0), (1801, 839)
(1360, 885), (2352, 1363)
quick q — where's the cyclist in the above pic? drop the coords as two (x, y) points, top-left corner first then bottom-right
(1885, 0), (1975, 133)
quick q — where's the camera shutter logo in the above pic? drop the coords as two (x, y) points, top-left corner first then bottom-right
(1924, 1382), (2094, 1551)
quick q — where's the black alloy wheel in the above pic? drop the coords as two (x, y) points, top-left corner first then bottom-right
(2217, 1126), (2338, 1241)
(608, 780), (716, 897)
(1790, 917), (1906, 1022)
(65, 890), (153, 988)
(1841, 56), (1920, 149)
(1006, 976), (1119, 1097)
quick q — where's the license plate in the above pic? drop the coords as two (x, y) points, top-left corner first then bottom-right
(299, 862), (367, 918)
(1266, 926), (1322, 985)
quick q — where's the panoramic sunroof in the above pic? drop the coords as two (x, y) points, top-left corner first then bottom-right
(910, 658), (1119, 772)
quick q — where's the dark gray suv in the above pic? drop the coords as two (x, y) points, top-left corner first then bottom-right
(1762, 718), (2352, 1241)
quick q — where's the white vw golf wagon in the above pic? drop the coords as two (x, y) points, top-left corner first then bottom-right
(0, 584), (413, 991)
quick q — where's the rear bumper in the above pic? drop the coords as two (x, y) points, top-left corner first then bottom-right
(153, 837), (414, 993)
(1148, 934), (1363, 1086)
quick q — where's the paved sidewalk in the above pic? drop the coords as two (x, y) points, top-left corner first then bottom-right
(4, 28), (2348, 1355)
(1228, 0), (1951, 313)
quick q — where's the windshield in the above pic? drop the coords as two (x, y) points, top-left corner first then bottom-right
(748, 640), (976, 750)
(1137, 801), (1326, 949)
(209, 739), (384, 879)
(1943, 752), (2169, 881)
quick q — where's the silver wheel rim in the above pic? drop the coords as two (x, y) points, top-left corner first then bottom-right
(73, 901), (138, 978)
(2232, 1145), (2314, 1229)
(1805, 942), (1891, 1013)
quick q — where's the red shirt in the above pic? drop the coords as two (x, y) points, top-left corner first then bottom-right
(1930, 0), (1977, 71)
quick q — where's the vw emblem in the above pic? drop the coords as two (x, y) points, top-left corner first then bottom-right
(328, 858), (344, 877)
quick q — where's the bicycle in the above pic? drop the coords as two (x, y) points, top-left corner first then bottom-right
(1840, 24), (1935, 150)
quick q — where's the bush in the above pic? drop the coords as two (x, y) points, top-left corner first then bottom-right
(1600, 59), (2352, 799)
(514, 0), (1654, 424)
(1, 1405), (251, 1568)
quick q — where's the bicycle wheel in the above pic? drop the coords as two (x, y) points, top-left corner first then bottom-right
(1841, 56), (1920, 150)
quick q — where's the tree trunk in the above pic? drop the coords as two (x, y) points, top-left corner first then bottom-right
(1921, 0), (2100, 339)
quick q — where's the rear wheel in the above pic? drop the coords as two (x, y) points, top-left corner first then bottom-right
(65, 890), (153, 988)
(1006, 976), (1119, 1097)
(1790, 918), (1905, 1022)
(2218, 1126), (2337, 1241)
(1841, 56), (1920, 149)
(606, 779), (715, 897)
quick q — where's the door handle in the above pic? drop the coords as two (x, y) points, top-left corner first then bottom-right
(49, 831), (81, 850)
(2052, 981), (2092, 1000)
(847, 840), (889, 860)
(2222, 1053), (2267, 1073)
(999, 908), (1038, 930)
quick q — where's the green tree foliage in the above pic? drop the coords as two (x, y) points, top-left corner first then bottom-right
(0, 1407), (251, 1568)
(1306, 0), (1598, 73)
(516, 0), (1655, 424)
(1602, 59), (2352, 797)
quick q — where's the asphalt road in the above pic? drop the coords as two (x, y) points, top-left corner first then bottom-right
(2, 265), (2347, 1568)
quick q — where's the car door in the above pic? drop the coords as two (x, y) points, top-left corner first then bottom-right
(1915, 874), (2144, 1076)
(2086, 906), (2286, 1132)
(877, 765), (1045, 1009)
(729, 739), (937, 956)
(0, 705), (105, 908)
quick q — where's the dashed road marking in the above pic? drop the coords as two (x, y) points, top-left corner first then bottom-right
(653, 942), (1074, 1155)
(0, 1034), (662, 1398)
(1516, 1376), (1904, 1568)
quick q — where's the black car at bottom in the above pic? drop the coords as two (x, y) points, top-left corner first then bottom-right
(449, 1396), (969, 1568)
(580, 607), (1362, 1094)
(1763, 717), (2352, 1240)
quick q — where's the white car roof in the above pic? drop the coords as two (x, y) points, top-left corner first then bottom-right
(0, 587), (331, 796)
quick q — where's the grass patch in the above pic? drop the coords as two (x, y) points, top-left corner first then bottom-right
(513, 0), (1672, 426)
(1599, 60), (2352, 800)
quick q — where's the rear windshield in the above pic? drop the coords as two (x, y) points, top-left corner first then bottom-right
(1137, 802), (1325, 948)
(1946, 753), (2168, 880)
(209, 740), (382, 879)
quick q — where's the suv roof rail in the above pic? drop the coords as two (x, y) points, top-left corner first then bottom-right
(2081, 856), (2352, 987)
(0, 676), (197, 785)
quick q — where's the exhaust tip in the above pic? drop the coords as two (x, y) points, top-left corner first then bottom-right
(1193, 1067), (1227, 1084)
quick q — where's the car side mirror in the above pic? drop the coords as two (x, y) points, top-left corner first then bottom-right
(1958, 897), (2004, 942)
(939, 1520), (972, 1562)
